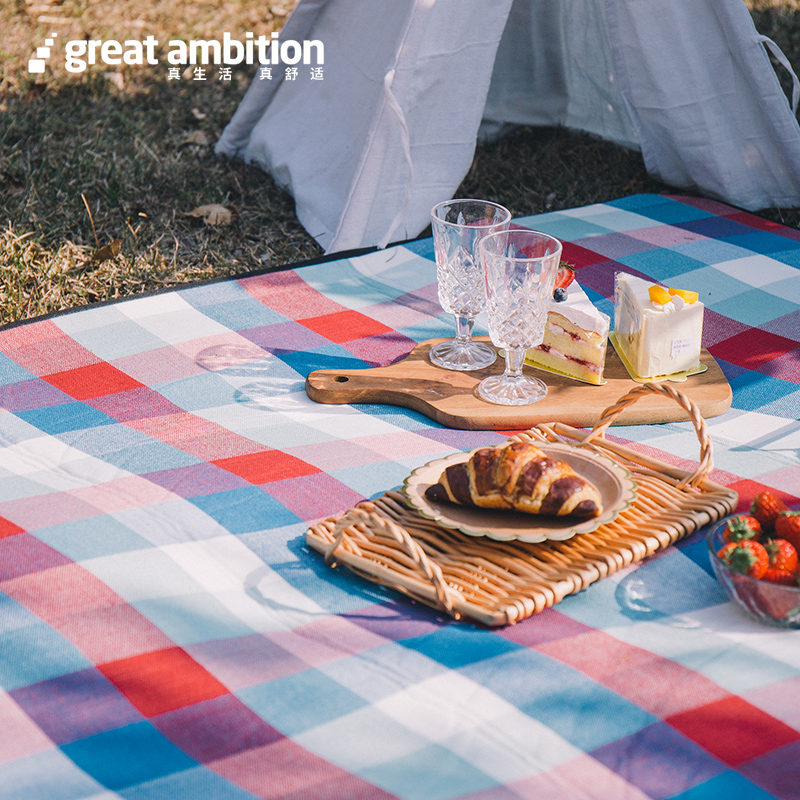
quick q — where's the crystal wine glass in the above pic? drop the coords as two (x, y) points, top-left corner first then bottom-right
(476, 229), (562, 405)
(429, 199), (511, 371)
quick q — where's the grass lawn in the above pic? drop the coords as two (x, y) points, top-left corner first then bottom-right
(1, 0), (799, 325)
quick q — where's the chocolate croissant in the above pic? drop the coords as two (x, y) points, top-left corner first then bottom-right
(425, 441), (603, 518)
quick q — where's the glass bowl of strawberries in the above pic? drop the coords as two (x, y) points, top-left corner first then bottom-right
(707, 492), (800, 628)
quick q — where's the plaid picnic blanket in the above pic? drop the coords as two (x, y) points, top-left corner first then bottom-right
(1, 194), (799, 800)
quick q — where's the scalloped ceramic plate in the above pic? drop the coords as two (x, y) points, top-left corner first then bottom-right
(402, 442), (637, 543)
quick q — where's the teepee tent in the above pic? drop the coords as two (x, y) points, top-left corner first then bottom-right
(216, 0), (800, 254)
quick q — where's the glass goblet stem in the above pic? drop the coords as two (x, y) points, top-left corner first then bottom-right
(477, 345), (548, 405)
(453, 314), (475, 344)
(503, 347), (526, 378)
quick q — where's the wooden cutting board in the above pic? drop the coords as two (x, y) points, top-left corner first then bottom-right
(305, 337), (732, 430)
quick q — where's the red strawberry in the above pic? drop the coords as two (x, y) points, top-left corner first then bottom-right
(765, 538), (798, 573)
(775, 512), (800, 552)
(722, 515), (761, 543)
(761, 568), (799, 586)
(555, 263), (575, 290)
(761, 538), (798, 585)
(751, 492), (788, 532)
(717, 540), (769, 579)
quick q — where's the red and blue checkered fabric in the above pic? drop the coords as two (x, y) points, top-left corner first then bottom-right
(1, 195), (799, 799)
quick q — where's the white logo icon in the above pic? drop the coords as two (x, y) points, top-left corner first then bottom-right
(28, 34), (58, 73)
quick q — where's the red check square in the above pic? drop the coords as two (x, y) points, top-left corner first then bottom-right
(725, 479), (799, 514)
(298, 310), (393, 344)
(0, 516), (25, 539)
(666, 695), (800, 766)
(709, 329), (798, 370)
(99, 646), (229, 717)
(43, 362), (144, 400)
(213, 451), (320, 484)
(560, 242), (608, 269)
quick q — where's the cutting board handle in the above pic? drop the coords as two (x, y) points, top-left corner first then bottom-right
(582, 383), (713, 488)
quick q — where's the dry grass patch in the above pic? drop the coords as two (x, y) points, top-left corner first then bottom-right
(1, 0), (800, 325)
(1, 0), (319, 326)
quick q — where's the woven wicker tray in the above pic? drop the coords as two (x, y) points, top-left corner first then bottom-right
(306, 384), (739, 626)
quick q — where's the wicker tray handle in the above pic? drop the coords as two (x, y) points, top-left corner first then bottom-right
(324, 501), (461, 615)
(581, 382), (713, 489)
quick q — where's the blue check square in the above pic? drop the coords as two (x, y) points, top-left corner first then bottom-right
(17, 402), (116, 435)
(60, 721), (196, 791)
(189, 486), (301, 533)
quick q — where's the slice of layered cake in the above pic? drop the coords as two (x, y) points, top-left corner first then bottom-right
(613, 272), (705, 379)
(525, 267), (610, 385)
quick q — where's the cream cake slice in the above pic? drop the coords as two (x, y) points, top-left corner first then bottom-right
(613, 272), (704, 379)
(525, 280), (610, 385)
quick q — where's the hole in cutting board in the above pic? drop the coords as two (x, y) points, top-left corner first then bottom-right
(334, 376), (349, 383)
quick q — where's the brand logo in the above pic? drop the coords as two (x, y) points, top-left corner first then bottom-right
(28, 33), (58, 74)
(26, 32), (324, 80)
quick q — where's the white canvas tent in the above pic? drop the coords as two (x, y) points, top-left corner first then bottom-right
(216, 0), (800, 254)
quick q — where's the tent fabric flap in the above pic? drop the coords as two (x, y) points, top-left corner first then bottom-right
(604, 0), (800, 211)
(217, 0), (800, 252)
(216, 0), (514, 253)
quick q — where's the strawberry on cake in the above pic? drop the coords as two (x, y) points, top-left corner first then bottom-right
(525, 265), (610, 385)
